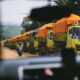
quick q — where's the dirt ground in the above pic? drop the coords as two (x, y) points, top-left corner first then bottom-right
(0, 47), (38, 60)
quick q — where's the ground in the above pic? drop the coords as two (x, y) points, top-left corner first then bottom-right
(0, 47), (38, 60)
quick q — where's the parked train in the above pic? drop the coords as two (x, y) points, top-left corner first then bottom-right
(4, 14), (80, 55)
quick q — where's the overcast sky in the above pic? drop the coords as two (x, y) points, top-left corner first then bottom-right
(1, 0), (49, 25)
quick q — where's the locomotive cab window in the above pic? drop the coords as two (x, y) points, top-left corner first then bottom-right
(48, 32), (53, 39)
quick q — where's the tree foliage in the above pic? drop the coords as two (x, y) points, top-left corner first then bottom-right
(21, 0), (80, 32)
(54, 0), (80, 15)
(21, 16), (41, 32)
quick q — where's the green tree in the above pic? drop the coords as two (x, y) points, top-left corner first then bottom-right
(21, 16), (41, 32)
(54, 0), (80, 15)
(0, 24), (5, 40)
(54, 0), (76, 5)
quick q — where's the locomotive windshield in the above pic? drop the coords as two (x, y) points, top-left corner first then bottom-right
(72, 27), (80, 39)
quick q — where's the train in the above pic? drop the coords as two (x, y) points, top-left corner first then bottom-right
(3, 14), (80, 55)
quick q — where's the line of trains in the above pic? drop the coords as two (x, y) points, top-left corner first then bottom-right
(3, 14), (80, 55)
